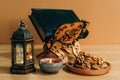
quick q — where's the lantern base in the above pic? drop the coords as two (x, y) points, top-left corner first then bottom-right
(10, 65), (36, 74)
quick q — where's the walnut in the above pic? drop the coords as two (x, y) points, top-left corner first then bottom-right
(74, 64), (81, 68)
(92, 64), (101, 70)
(81, 62), (91, 70)
(101, 62), (108, 68)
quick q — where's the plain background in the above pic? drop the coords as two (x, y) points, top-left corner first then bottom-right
(0, 0), (120, 45)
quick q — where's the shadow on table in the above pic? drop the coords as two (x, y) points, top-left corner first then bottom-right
(0, 66), (10, 74)
(63, 65), (73, 73)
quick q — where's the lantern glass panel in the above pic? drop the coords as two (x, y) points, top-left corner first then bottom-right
(15, 44), (24, 64)
(26, 43), (33, 63)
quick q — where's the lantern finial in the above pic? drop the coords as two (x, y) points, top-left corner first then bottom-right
(19, 20), (27, 30)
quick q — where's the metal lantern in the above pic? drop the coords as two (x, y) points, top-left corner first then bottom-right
(10, 20), (36, 74)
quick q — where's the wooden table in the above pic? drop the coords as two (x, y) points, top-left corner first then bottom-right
(0, 44), (119, 80)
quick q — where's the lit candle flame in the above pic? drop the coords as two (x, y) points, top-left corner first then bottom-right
(49, 59), (52, 63)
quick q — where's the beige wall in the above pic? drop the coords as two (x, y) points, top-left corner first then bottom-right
(0, 0), (120, 44)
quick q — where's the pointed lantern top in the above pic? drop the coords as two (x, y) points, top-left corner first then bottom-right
(11, 20), (33, 41)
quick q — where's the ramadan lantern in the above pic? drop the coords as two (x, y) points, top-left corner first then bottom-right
(10, 20), (36, 74)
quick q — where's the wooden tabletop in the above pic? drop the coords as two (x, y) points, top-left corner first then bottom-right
(0, 44), (119, 80)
